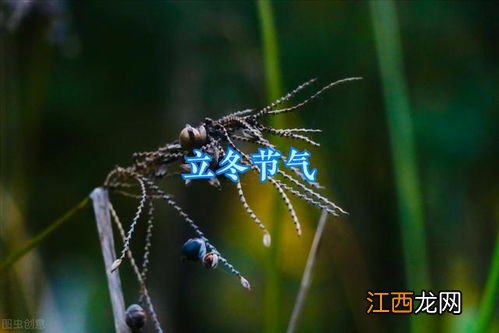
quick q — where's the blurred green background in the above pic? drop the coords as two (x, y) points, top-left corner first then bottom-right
(0, 1), (498, 332)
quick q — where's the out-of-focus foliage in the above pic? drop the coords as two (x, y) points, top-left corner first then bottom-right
(0, 1), (497, 332)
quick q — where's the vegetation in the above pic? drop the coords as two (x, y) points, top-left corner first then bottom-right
(1, 1), (497, 332)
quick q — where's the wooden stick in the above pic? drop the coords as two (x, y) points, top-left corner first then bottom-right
(286, 210), (328, 333)
(90, 187), (130, 333)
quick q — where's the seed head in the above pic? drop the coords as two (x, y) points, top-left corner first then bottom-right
(179, 124), (207, 150)
(125, 304), (146, 330)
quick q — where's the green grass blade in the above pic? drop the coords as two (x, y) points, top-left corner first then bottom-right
(257, 0), (283, 103)
(257, 1), (285, 332)
(0, 196), (89, 273)
(475, 230), (499, 333)
(370, 1), (431, 332)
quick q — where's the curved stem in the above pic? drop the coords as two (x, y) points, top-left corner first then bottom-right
(287, 210), (328, 333)
(0, 196), (89, 273)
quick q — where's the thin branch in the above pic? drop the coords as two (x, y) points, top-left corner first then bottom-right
(0, 196), (90, 273)
(264, 77), (362, 116)
(109, 201), (163, 333)
(287, 210), (328, 333)
(90, 187), (129, 333)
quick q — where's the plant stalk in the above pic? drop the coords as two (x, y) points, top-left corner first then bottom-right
(287, 210), (328, 333)
(475, 230), (499, 333)
(257, 1), (285, 332)
(0, 196), (89, 273)
(370, 1), (431, 332)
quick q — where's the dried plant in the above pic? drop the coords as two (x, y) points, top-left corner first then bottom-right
(103, 77), (361, 332)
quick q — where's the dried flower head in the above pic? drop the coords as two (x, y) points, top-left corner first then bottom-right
(103, 77), (361, 332)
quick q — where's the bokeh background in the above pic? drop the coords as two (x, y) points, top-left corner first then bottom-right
(1, 1), (498, 332)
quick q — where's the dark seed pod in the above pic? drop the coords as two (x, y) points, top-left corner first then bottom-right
(202, 252), (219, 269)
(125, 304), (146, 330)
(181, 238), (206, 261)
(179, 124), (207, 150)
